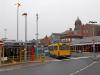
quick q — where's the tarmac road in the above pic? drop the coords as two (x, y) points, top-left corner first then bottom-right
(0, 57), (97, 75)
(76, 59), (100, 75)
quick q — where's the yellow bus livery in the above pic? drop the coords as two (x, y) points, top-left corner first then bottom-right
(48, 43), (71, 58)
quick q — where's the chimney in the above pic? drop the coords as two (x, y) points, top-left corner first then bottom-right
(69, 28), (72, 31)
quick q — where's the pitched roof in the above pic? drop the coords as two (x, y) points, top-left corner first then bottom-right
(72, 36), (100, 45)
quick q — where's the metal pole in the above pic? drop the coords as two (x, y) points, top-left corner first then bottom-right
(93, 24), (95, 54)
(89, 21), (97, 57)
(17, 5), (19, 41)
(92, 23), (96, 58)
(4, 29), (7, 40)
(16, 0), (21, 41)
(2, 47), (4, 64)
(0, 46), (2, 65)
(25, 14), (27, 62)
(25, 15), (27, 42)
(22, 13), (27, 62)
(12, 48), (15, 63)
(36, 13), (39, 58)
(36, 13), (38, 42)
(0, 48), (1, 65)
(22, 13), (27, 42)
(20, 48), (21, 62)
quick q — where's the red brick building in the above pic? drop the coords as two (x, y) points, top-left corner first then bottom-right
(74, 17), (100, 37)
(40, 35), (51, 46)
(41, 17), (100, 45)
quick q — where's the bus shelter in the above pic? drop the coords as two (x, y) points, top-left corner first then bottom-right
(2, 42), (25, 63)
(1, 41), (35, 64)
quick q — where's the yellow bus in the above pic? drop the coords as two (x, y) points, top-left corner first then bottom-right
(48, 43), (71, 58)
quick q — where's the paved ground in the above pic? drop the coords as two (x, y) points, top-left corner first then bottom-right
(0, 53), (100, 75)
(0, 56), (97, 75)
(0, 56), (54, 71)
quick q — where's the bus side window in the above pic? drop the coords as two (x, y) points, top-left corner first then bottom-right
(66, 45), (70, 50)
(48, 46), (53, 50)
(59, 44), (70, 50)
(59, 44), (66, 50)
(54, 46), (58, 50)
(59, 46), (62, 50)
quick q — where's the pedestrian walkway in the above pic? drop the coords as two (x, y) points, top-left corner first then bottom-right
(0, 54), (100, 72)
(0, 61), (41, 71)
(0, 56), (56, 71)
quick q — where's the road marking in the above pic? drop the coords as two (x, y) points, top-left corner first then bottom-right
(46, 59), (62, 62)
(0, 67), (20, 72)
(0, 65), (30, 72)
(63, 59), (70, 61)
(51, 59), (61, 61)
(69, 61), (97, 75)
(70, 57), (89, 60)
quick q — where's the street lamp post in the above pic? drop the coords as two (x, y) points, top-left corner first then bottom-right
(89, 21), (97, 57)
(16, 0), (21, 41)
(22, 13), (28, 62)
(22, 13), (27, 42)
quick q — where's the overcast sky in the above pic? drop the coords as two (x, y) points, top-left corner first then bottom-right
(0, 0), (100, 41)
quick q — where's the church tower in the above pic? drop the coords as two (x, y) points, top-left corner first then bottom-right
(74, 17), (82, 31)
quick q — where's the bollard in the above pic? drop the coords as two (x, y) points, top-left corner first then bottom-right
(40, 53), (45, 64)
(2, 47), (4, 64)
(20, 48), (22, 63)
(31, 47), (35, 62)
(37, 54), (40, 62)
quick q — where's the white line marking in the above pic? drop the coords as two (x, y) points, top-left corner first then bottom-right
(0, 65), (28, 72)
(0, 59), (62, 72)
(0, 68), (16, 71)
(69, 61), (97, 75)
(70, 57), (89, 60)
(49, 59), (62, 61)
